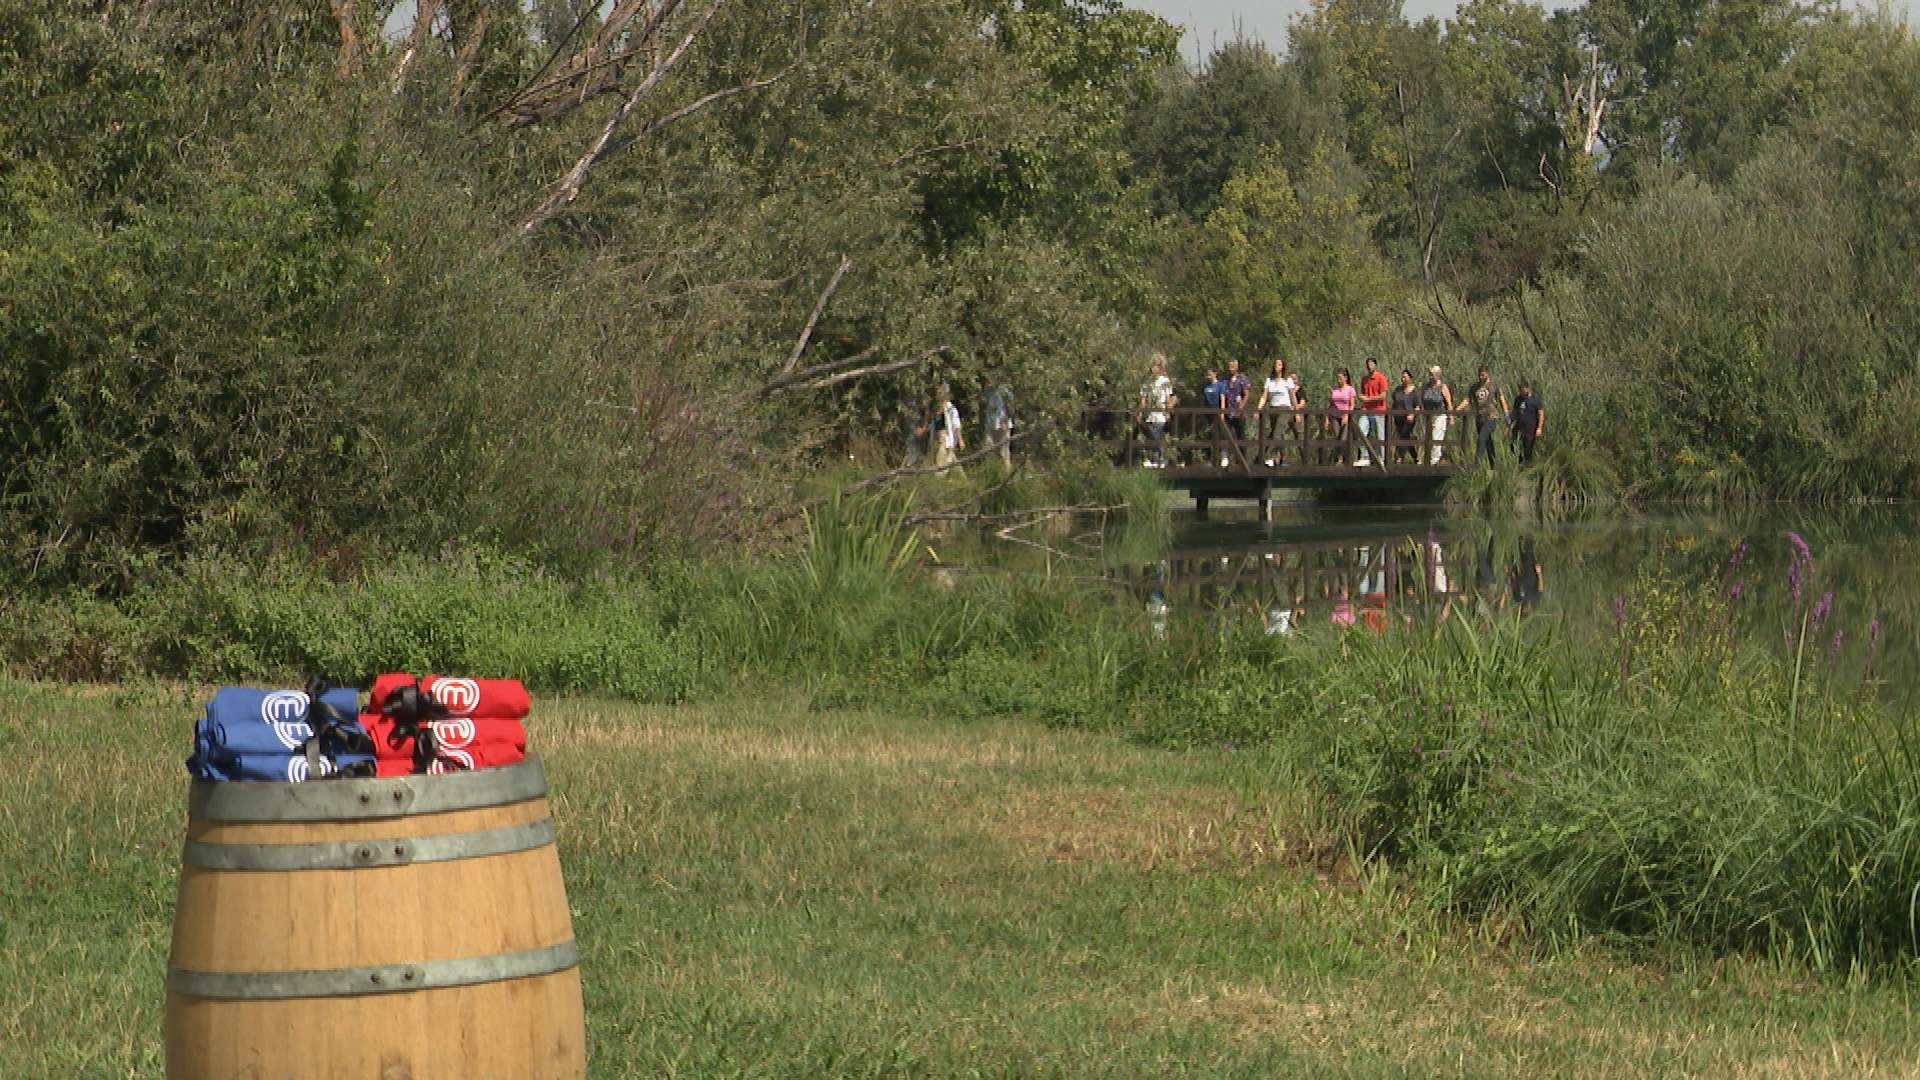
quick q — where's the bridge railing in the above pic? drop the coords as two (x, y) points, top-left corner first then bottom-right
(1083, 406), (1472, 471)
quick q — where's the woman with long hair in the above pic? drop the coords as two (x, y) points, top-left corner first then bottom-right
(1254, 356), (1298, 467)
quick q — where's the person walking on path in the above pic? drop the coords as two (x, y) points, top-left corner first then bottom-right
(1509, 380), (1545, 465)
(1222, 359), (1252, 467)
(1456, 364), (1509, 464)
(981, 374), (1014, 467)
(1357, 356), (1389, 467)
(1420, 366), (1453, 464)
(929, 382), (966, 472)
(1390, 368), (1420, 464)
(1255, 357), (1298, 467)
(1138, 355), (1176, 468)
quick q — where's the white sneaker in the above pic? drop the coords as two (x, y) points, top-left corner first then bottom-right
(1220, 457), (1229, 467)
(1263, 458), (1275, 468)
(1356, 457), (1371, 467)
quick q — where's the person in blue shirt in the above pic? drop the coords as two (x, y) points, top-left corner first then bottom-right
(1200, 366), (1228, 467)
(1201, 367), (1226, 411)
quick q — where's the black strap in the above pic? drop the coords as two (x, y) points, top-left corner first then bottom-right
(378, 677), (462, 775)
(295, 674), (373, 779)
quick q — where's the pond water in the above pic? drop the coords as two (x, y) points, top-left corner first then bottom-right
(1095, 499), (1920, 695)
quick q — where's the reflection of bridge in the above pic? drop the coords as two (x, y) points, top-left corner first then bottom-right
(1088, 406), (1469, 515)
(1121, 531), (1545, 634)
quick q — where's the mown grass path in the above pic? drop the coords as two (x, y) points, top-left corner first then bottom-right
(2, 679), (1915, 1077)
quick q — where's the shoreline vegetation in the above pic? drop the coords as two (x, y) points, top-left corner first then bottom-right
(7, 504), (1917, 984)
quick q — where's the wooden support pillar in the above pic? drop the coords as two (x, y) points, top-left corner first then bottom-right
(1258, 482), (1271, 521)
(1195, 493), (1209, 520)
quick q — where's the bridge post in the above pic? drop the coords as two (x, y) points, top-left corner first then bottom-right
(1258, 482), (1271, 521)
(1195, 493), (1209, 520)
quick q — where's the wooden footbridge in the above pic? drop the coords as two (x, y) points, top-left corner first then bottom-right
(1087, 406), (1470, 515)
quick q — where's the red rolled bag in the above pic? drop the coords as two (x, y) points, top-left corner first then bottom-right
(368, 674), (530, 720)
(363, 673), (530, 775)
(367, 736), (526, 777)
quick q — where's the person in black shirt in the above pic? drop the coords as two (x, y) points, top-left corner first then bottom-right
(1390, 368), (1420, 463)
(1510, 380), (1545, 465)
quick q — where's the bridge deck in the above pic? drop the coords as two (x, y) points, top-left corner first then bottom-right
(1087, 405), (1477, 509)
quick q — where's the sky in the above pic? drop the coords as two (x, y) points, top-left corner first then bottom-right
(1133, 0), (1914, 64)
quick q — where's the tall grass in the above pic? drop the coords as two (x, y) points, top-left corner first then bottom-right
(4, 504), (1916, 973)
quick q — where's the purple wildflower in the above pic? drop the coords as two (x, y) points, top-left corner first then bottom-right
(1614, 596), (1627, 631)
(1785, 531), (1812, 566)
(1788, 558), (1803, 601)
(1829, 628), (1844, 662)
(1869, 618), (1882, 649)
(1724, 578), (1745, 603)
(1811, 591), (1834, 633)
(1727, 541), (1748, 573)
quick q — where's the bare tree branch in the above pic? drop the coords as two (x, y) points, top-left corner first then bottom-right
(391, 0), (441, 96)
(518, 0), (725, 235)
(762, 345), (948, 397)
(593, 67), (792, 162)
(491, 0), (685, 127)
(886, 138), (987, 167)
(903, 461), (1030, 525)
(783, 257), (852, 376)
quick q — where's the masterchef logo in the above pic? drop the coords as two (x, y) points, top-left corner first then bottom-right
(260, 691), (314, 750)
(285, 756), (337, 783)
(427, 678), (482, 715)
(429, 716), (477, 749)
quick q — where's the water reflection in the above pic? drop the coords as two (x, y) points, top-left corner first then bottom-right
(1121, 525), (1549, 634)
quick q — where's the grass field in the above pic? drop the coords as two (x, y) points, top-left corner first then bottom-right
(3, 676), (1917, 1077)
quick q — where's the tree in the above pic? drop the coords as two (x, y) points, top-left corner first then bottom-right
(1162, 143), (1392, 364)
(1125, 40), (1337, 219)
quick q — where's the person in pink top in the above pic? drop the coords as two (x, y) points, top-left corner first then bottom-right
(1327, 368), (1355, 463)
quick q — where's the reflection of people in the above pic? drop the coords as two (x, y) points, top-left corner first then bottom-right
(1358, 544), (1388, 633)
(1330, 587), (1356, 628)
(1510, 380), (1545, 465)
(1138, 355), (1175, 468)
(1264, 603), (1294, 636)
(1511, 538), (1546, 614)
(1146, 560), (1171, 638)
(1476, 543), (1507, 611)
(1357, 356), (1389, 468)
(1421, 366), (1453, 464)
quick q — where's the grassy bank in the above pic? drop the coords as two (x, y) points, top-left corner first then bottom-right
(5, 678), (1919, 1077)
(4, 512), (1917, 978)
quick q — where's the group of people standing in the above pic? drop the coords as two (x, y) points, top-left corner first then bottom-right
(1136, 352), (1546, 468)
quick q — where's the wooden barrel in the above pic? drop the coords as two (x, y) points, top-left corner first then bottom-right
(164, 757), (586, 1079)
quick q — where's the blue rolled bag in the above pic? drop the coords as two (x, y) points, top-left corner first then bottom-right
(186, 680), (375, 782)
